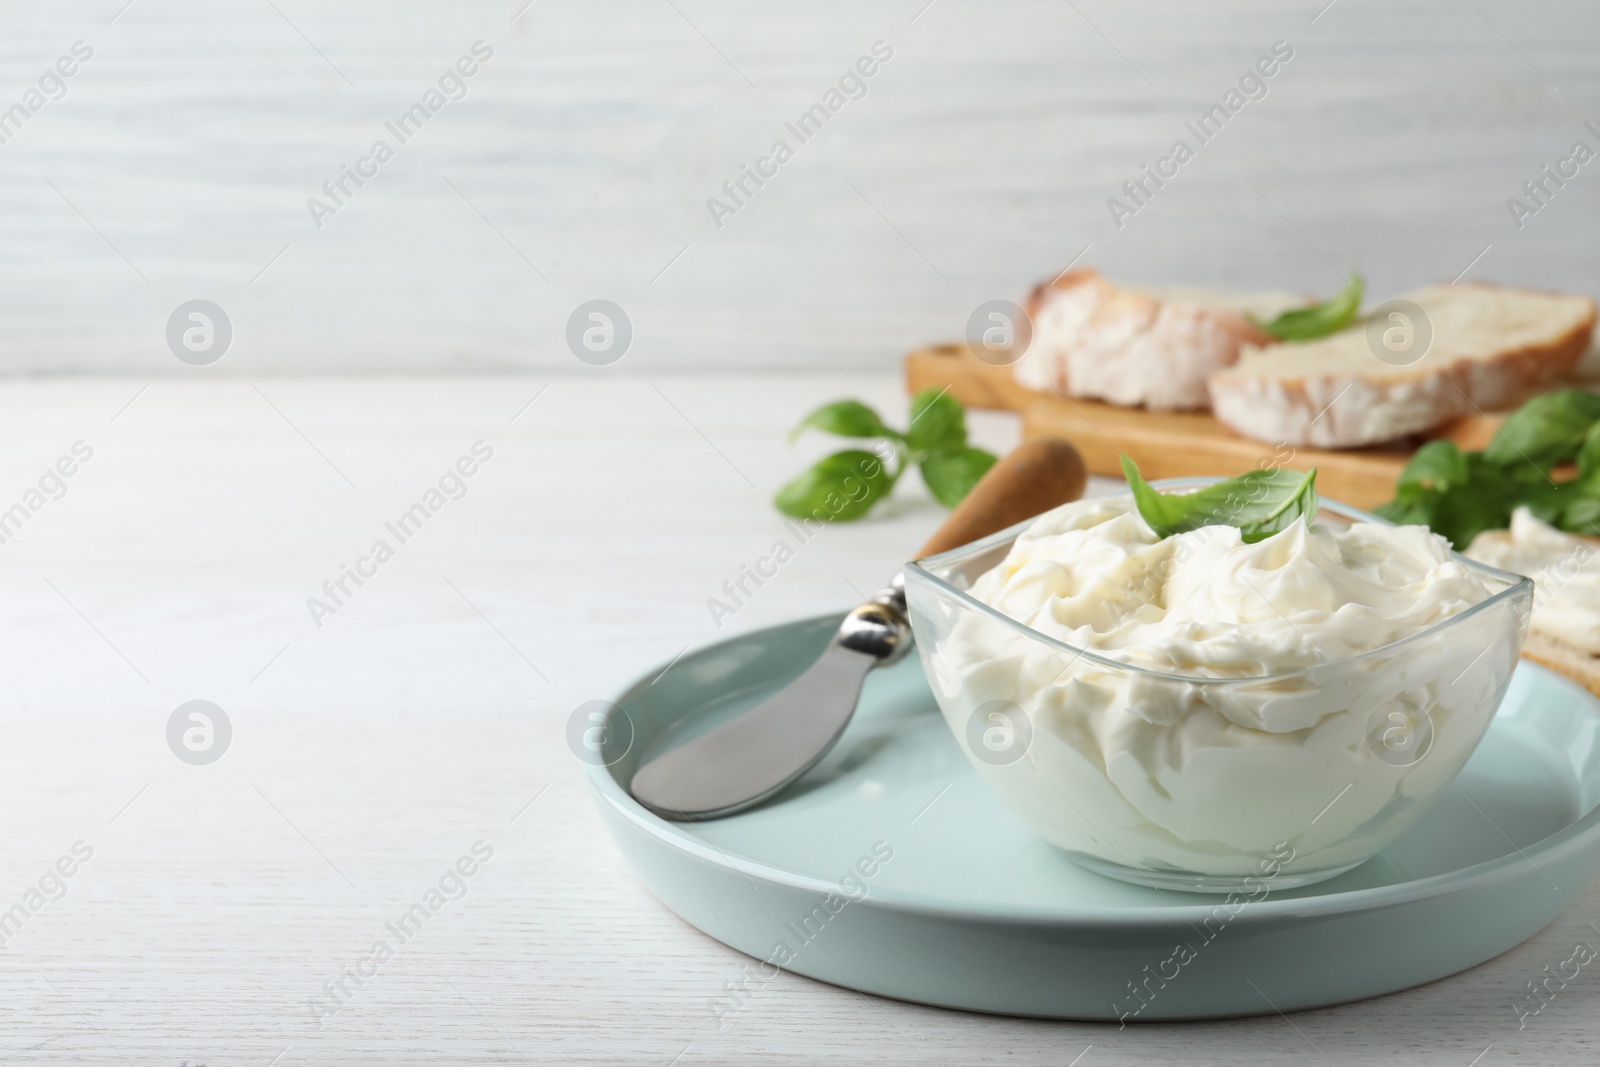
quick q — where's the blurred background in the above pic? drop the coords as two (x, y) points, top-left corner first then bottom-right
(1, 0), (1595, 375)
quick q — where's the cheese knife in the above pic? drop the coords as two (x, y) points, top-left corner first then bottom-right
(629, 436), (1087, 820)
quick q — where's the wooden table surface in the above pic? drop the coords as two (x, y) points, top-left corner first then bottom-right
(1, 372), (1596, 1066)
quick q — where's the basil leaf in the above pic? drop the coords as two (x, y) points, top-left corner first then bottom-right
(1519, 477), (1600, 537)
(773, 449), (893, 522)
(1428, 489), (1512, 551)
(920, 447), (998, 509)
(1560, 494), (1600, 537)
(789, 399), (895, 443)
(1484, 388), (1600, 472)
(1379, 388), (1600, 548)
(1578, 422), (1600, 482)
(1383, 453), (1514, 549)
(1120, 456), (1318, 543)
(1374, 489), (1437, 529)
(1255, 273), (1364, 341)
(906, 388), (966, 454)
(1396, 440), (1469, 494)
(1519, 481), (1572, 527)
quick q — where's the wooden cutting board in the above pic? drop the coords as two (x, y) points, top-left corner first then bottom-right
(904, 342), (1502, 510)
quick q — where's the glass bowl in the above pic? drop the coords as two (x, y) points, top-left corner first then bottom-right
(904, 482), (1533, 893)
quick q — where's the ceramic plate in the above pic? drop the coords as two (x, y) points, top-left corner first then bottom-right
(588, 614), (1600, 1020)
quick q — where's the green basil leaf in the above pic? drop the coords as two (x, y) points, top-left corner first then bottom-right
(1504, 458), (1558, 491)
(789, 399), (895, 443)
(920, 447), (998, 509)
(1378, 388), (1600, 547)
(1255, 273), (1364, 341)
(1521, 476), (1600, 537)
(773, 449), (893, 522)
(1519, 481), (1572, 527)
(1578, 422), (1600, 481)
(1374, 490), (1438, 529)
(1427, 488), (1512, 551)
(905, 388), (966, 454)
(1484, 388), (1600, 472)
(1396, 440), (1469, 494)
(1558, 493), (1600, 537)
(1377, 449), (1520, 549)
(1120, 455), (1318, 543)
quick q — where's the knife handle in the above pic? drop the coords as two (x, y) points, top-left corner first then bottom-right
(916, 437), (1087, 559)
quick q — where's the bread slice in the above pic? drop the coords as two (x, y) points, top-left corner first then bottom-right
(1466, 521), (1600, 696)
(1208, 283), (1597, 449)
(1012, 268), (1303, 411)
(1520, 631), (1600, 698)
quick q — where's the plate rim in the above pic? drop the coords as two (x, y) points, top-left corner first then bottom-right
(592, 613), (1600, 930)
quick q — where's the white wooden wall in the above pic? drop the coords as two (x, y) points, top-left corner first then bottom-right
(0, 0), (1594, 374)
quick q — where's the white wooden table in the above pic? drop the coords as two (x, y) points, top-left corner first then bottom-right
(1, 372), (1595, 1066)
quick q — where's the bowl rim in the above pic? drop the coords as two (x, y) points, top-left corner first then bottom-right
(903, 477), (1534, 686)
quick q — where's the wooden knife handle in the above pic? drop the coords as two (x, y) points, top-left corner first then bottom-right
(916, 437), (1088, 559)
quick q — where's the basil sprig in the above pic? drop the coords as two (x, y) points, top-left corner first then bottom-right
(774, 389), (998, 522)
(1483, 388), (1600, 470)
(1254, 273), (1364, 341)
(1121, 455), (1318, 543)
(1377, 388), (1600, 548)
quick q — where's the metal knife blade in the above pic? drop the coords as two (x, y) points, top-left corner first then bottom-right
(629, 583), (911, 820)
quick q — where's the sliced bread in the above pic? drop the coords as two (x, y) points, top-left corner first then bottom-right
(1208, 283), (1597, 448)
(1012, 268), (1303, 411)
(1520, 631), (1600, 699)
(1465, 516), (1600, 697)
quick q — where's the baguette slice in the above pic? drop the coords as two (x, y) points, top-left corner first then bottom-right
(1209, 283), (1597, 448)
(1466, 518), (1600, 698)
(1521, 631), (1600, 699)
(1012, 268), (1303, 411)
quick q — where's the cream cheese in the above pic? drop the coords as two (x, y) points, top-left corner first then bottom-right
(971, 496), (1491, 688)
(925, 495), (1512, 881)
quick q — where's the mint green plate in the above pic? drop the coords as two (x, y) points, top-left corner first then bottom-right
(588, 614), (1600, 1020)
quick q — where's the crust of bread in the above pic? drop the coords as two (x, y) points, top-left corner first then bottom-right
(1021, 267), (1099, 326)
(1464, 526), (1600, 695)
(1520, 631), (1600, 698)
(1013, 268), (1292, 411)
(1208, 283), (1597, 448)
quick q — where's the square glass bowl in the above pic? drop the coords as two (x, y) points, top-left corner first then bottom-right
(904, 485), (1533, 893)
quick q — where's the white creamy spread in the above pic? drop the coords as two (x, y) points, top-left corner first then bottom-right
(925, 495), (1514, 879)
(972, 497), (1490, 687)
(1466, 507), (1600, 654)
